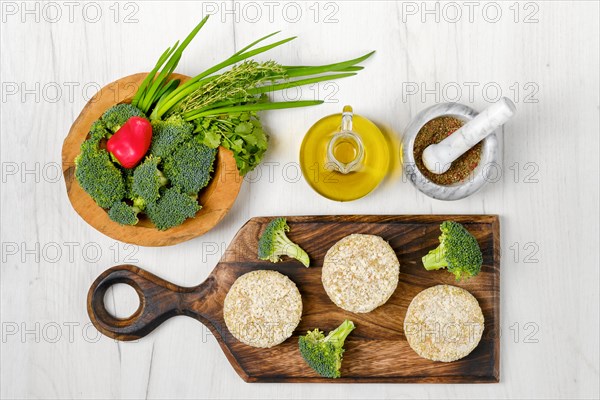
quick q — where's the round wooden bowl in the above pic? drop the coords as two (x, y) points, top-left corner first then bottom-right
(62, 73), (243, 246)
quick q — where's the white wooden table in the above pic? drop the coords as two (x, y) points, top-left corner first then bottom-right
(1, 1), (599, 398)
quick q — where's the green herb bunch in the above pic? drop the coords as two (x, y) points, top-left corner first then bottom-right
(75, 16), (373, 230)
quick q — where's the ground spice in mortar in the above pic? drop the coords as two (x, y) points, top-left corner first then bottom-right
(413, 116), (482, 185)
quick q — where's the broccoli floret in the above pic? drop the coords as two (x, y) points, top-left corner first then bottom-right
(150, 114), (194, 158)
(422, 221), (483, 280)
(108, 201), (141, 226)
(122, 169), (135, 200)
(145, 187), (201, 230)
(89, 119), (110, 143)
(257, 217), (309, 267)
(131, 156), (168, 204)
(298, 320), (355, 379)
(162, 136), (217, 194)
(101, 103), (146, 133)
(74, 138), (126, 209)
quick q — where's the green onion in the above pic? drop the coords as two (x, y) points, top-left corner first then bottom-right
(127, 15), (374, 175)
(152, 36), (297, 119)
(184, 100), (323, 121)
(135, 16), (209, 113)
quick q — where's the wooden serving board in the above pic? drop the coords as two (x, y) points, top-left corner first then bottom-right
(62, 73), (243, 247)
(88, 215), (500, 383)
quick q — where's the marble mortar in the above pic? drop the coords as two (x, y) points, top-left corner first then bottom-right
(402, 103), (499, 201)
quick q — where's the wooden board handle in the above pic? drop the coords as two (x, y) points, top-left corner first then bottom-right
(87, 265), (199, 341)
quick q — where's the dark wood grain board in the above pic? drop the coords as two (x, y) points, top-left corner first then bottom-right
(88, 215), (500, 383)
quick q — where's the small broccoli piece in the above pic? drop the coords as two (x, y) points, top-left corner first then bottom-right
(422, 221), (483, 280)
(298, 320), (355, 379)
(131, 156), (168, 204)
(162, 136), (217, 194)
(101, 103), (146, 133)
(89, 119), (110, 143)
(74, 138), (126, 209)
(122, 169), (135, 200)
(150, 114), (194, 158)
(108, 201), (141, 226)
(145, 187), (201, 230)
(257, 217), (309, 267)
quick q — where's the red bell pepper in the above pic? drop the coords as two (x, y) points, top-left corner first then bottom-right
(106, 117), (152, 169)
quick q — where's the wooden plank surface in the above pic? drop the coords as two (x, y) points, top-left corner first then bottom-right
(87, 215), (500, 383)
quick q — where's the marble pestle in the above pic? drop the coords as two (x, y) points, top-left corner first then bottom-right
(422, 97), (516, 174)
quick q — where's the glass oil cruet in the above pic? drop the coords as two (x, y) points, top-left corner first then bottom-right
(326, 106), (365, 174)
(299, 105), (390, 201)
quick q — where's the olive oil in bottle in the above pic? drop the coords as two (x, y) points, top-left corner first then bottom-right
(299, 106), (389, 201)
(331, 136), (360, 165)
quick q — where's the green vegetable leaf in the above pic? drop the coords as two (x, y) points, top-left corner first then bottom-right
(235, 122), (253, 135)
(202, 129), (222, 148)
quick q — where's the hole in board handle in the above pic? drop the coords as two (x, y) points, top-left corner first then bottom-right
(103, 283), (142, 319)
